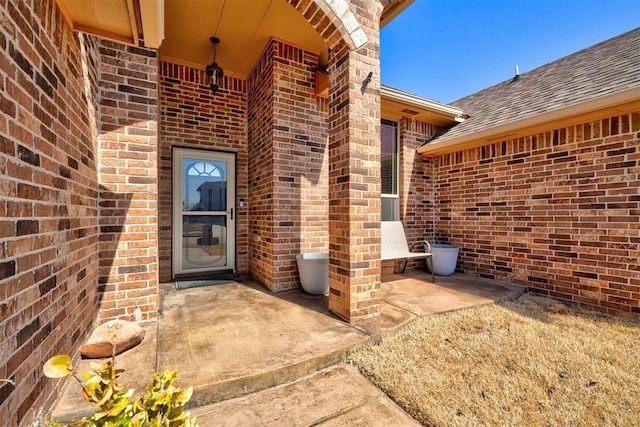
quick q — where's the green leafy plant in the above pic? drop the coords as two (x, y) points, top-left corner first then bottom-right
(43, 354), (197, 426)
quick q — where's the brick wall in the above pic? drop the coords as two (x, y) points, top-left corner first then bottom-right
(248, 40), (328, 291)
(247, 44), (275, 287)
(434, 112), (640, 316)
(158, 62), (248, 282)
(0, 1), (101, 425)
(97, 41), (159, 322)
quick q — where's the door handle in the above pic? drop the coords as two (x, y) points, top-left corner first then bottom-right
(230, 208), (234, 220)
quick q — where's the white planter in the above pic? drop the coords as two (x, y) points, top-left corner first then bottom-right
(295, 253), (329, 295)
(428, 244), (460, 276)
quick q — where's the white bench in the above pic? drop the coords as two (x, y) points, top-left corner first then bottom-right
(381, 221), (435, 281)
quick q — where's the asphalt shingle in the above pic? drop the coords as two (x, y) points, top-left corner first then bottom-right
(426, 27), (640, 144)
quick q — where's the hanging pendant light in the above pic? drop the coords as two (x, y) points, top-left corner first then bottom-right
(205, 36), (224, 95)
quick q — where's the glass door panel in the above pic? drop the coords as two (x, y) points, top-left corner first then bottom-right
(181, 215), (227, 271)
(181, 158), (227, 212)
(173, 149), (235, 277)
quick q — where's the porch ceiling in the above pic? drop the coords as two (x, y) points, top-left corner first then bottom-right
(159, 0), (327, 79)
(55, 0), (142, 46)
(55, 1), (415, 80)
(56, 0), (328, 79)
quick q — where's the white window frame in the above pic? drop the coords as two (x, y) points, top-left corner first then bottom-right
(381, 118), (399, 221)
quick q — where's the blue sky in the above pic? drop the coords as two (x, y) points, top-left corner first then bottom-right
(381, 0), (640, 103)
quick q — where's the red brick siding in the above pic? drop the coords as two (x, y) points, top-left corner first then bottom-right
(247, 43), (276, 287)
(434, 113), (640, 316)
(272, 40), (328, 289)
(248, 40), (328, 291)
(158, 63), (248, 281)
(97, 41), (159, 322)
(0, 1), (100, 425)
(397, 118), (441, 272)
(326, 1), (383, 321)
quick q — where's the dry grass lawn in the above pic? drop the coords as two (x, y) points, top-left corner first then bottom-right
(348, 295), (640, 426)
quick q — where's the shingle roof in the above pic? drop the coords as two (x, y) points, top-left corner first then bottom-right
(426, 27), (640, 145)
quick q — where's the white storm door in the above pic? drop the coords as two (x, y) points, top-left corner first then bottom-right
(172, 148), (235, 277)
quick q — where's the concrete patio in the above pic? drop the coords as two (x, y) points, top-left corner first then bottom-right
(52, 271), (525, 425)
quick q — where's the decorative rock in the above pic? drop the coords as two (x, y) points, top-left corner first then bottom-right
(80, 320), (145, 359)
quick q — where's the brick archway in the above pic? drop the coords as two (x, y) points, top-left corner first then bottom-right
(287, 0), (368, 52)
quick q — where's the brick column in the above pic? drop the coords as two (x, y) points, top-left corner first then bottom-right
(327, 26), (382, 320)
(247, 43), (276, 288)
(97, 41), (159, 322)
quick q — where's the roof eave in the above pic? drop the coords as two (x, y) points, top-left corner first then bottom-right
(381, 86), (466, 122)
(380, 0), (415, 28)
(418, 87), (640, 156)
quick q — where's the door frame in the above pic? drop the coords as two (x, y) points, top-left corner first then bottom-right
(172, 147), (236, 278)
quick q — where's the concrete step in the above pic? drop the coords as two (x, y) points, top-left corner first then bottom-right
(190, 364), (421, 426)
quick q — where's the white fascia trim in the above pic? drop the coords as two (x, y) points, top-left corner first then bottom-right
(417, 87), (640, 154)
(381, 86), (466, 121)
(139, 0), (165, 48)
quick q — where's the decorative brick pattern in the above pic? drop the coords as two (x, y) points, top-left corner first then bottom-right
(248, 40), (329, 291)
(97, 41), (159, 323)
(158, 63), (248, 281)
(288, 0), (358, 51)
(434, 113), (640, 316)
(0, 1), (100, 425)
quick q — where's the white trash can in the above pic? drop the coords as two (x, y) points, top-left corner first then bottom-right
(295, 253), (329, 295)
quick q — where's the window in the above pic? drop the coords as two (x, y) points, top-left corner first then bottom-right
(186, 161), (222, 178)
(381, 119), (398, 221)
(183, 160), (226, 211)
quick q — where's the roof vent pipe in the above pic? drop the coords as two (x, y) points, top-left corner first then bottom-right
(513, 65), (521, 82)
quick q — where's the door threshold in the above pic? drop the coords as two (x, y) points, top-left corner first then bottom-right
(174, 271), (243, 290)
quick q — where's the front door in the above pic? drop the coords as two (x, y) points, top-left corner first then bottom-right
(172, 148), (236, 277)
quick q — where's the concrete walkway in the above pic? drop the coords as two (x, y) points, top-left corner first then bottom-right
(52, 271), (525, 424)
(191, 364), (421, 426)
